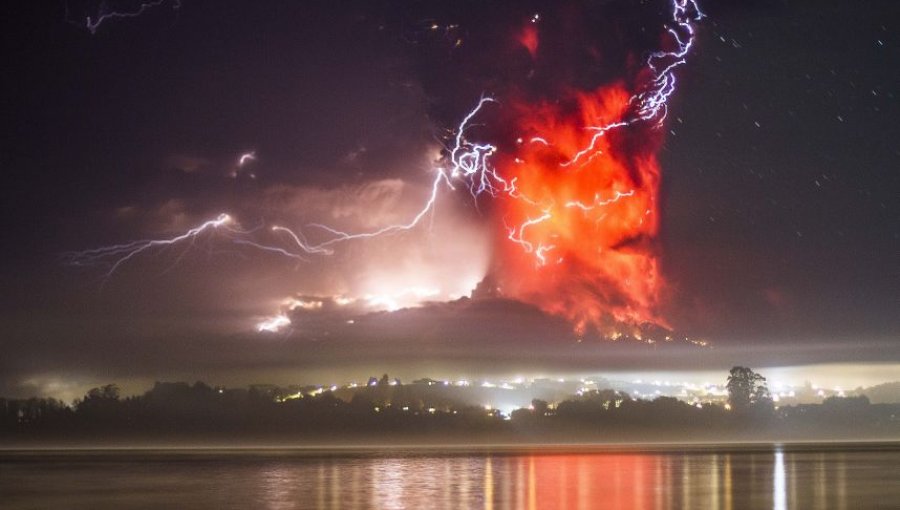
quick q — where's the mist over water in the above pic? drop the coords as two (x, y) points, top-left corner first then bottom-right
(3, 445), (898, 509)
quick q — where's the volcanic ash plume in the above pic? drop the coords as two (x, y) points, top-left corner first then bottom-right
(494, 87), (667, 335)
(65, 0), (701, 339)
(472, 1), (702, 335)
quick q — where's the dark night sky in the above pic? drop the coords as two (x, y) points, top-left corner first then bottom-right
(1, 0), (898, 398)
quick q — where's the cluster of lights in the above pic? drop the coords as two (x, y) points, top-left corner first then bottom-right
(254, 286), (443, 333)
(262, 371), (862, 416)
(604, 330), (710, 346)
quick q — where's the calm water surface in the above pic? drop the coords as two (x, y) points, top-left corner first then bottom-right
(2, 444), (898, 509)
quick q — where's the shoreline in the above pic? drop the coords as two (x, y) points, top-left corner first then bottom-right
(3, 439), (899, 457)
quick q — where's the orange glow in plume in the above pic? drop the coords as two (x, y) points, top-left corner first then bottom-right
(494, 82), (668, 335)
(518, 24), (539, 58)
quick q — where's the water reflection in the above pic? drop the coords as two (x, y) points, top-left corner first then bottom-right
(2, 447), (899, 510)
(220, 449), (877, 509)
(774, 449), (786, 510)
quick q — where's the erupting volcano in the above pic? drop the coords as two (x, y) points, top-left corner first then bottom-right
(493, 84), (667, 335)
(459, 1), (701, 335)
(64, 0), (703, 339)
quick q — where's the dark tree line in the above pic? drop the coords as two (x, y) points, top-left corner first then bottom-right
(2, 368), (898, 444)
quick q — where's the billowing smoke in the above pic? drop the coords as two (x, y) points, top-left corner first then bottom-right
(406, 0), (700, 334)
(66, 0), (701, 338)
(493, 84), (667, 335)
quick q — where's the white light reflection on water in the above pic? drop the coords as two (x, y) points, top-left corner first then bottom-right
(774, 449), (787, 510)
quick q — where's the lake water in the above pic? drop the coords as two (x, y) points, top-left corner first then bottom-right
(2, 444), (898, 509)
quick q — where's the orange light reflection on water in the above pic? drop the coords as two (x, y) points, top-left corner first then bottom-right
(246, 449), (864, 510)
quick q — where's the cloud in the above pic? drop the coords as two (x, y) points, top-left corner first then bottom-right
(88, 170), (492, 338)
(260, 178), (415, 230)
(165, 154), (213, 174)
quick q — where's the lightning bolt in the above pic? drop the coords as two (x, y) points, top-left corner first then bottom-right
(63, 213), (235, 276)
(71, 0), (182, 34)
(238, 152), (256, 166)
(62, 96), (501, 278)
(307, 0), (702, 263)
(494, 0), (702, 264)
(561, 0), (703, 168)
(68, 1), (704, 335)
(69, 1), (703, 273)
(634, 0), (704, 123)
(565, 190), (636, 212)
(70, 0), (702, 259)
(506, 213), (562, 268)
(64, 204), (354, 277)
(292, 96), (512, 248)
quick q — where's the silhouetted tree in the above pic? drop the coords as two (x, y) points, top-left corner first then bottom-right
(73, 384), (123, 426)
(726, 367), (769, 411)
(89, 384), (120, 401)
